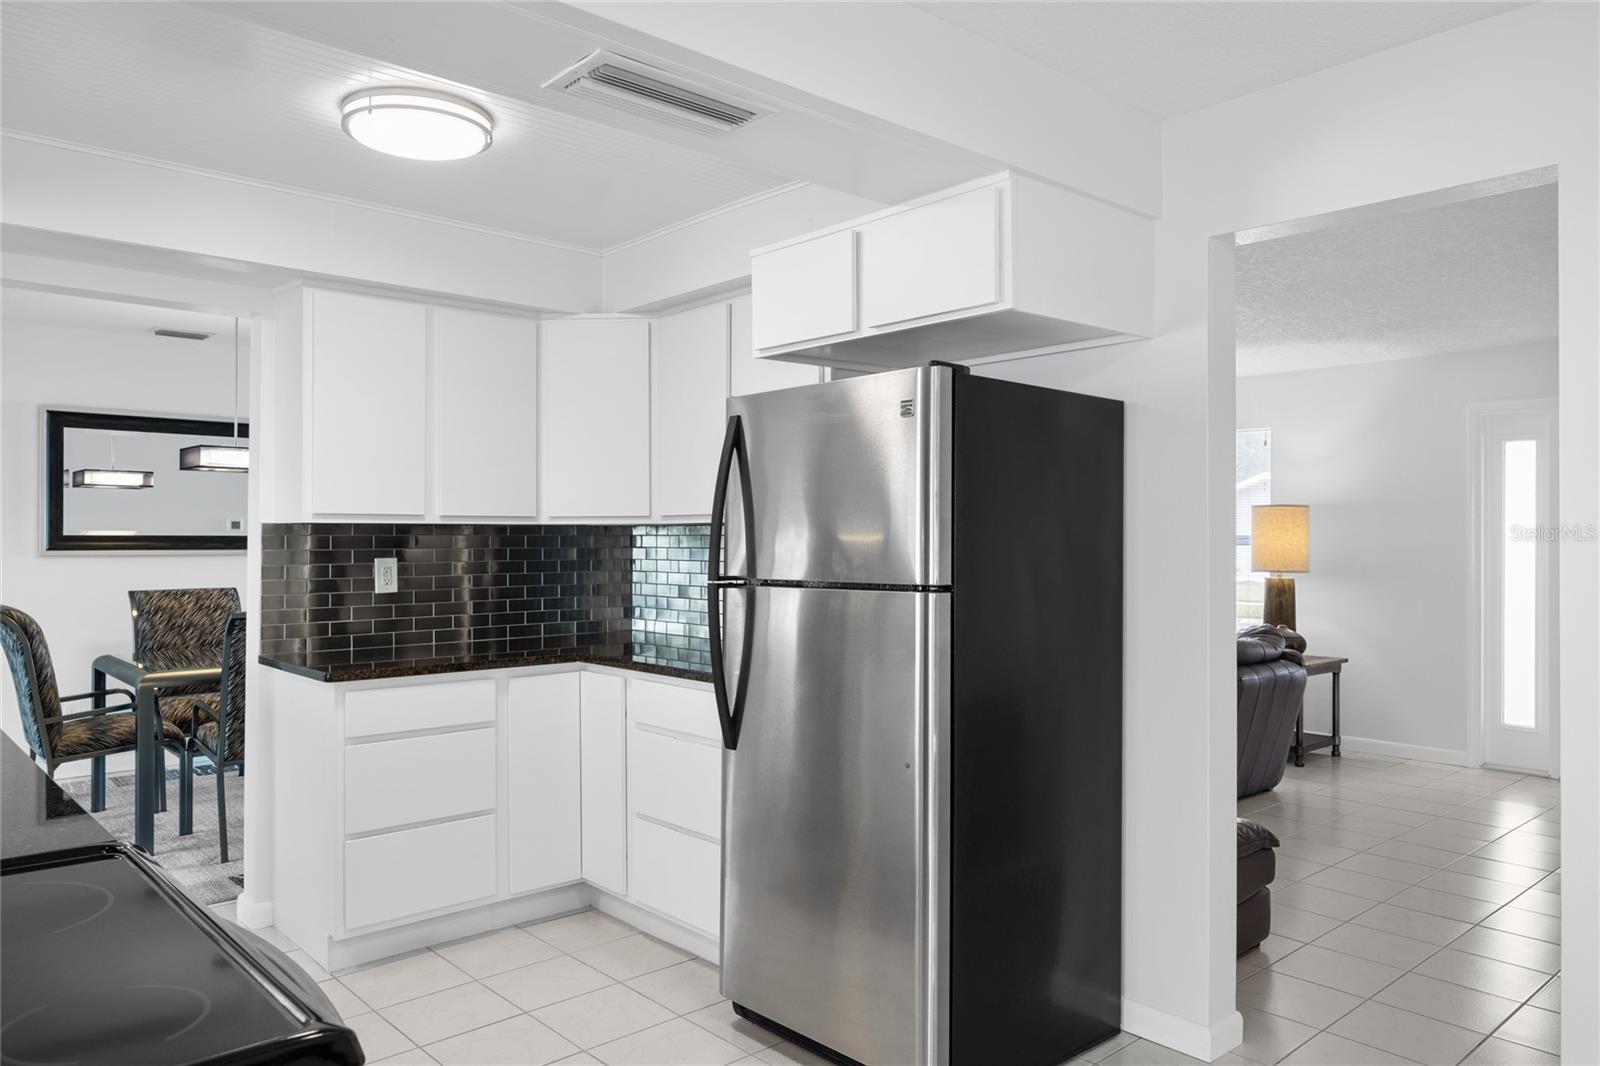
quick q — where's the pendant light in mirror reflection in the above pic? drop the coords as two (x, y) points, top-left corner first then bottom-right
(70, 433), (153, 489)
(340, 87), (494, 161)
(179, 318), (250, 472)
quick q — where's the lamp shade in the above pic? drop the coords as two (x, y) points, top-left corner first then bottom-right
(1252, 504), (1310, 573)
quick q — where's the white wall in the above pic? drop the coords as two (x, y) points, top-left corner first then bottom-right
(1238, 343), (1558, 763)
(0, 317), (250, 777)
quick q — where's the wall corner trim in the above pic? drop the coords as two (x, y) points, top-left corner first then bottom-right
(234, 894), (275, 931)
(1121, 1000), (1243, 1063)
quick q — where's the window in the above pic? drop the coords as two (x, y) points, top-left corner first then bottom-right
(1236, 428), (1271, 628)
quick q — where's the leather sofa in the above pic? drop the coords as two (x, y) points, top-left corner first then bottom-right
(1237, 625), (1308, 798)
(1237, 818), (1280, 954)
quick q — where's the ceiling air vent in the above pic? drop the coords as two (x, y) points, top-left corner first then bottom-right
(544, 51), (768, 137)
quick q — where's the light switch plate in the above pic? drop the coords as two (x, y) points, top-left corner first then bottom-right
(374, 557), (399, 595)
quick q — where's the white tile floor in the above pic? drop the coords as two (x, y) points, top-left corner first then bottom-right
(207, 751), (1559, 1066)
(1229, 751), (1561, 1066)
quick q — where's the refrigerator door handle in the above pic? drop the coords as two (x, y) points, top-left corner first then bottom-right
(709, 414), (755, 749)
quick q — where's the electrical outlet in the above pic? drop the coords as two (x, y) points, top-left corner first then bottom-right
(374, 557), (399, 595)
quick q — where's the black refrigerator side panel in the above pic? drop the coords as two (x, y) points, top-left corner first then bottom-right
(949, 372), (1123, 1066)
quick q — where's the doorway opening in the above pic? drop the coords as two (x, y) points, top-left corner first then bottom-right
(1228, 169), (1562, 1063)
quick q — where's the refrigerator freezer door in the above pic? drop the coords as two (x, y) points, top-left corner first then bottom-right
(724, 366), (951, 587)
(721, 584), (949, 1066)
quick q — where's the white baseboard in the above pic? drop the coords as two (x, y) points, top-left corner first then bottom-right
(324, 885), (590, 974)
(1122, 1000), (1242, 1062)
(234, 893), (274, 930)
(592, 891), (718, 964)
(1337, 735), (1471, 767)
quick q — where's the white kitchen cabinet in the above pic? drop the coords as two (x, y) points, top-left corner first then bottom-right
(507, 674), (582, 895)
(629, 817), (721, 936)
(307, 289), (427, 515)
(540, 317), (652, 518)
(729, 295), (818, 397)
(749, 173), (1153, 369)
(580, 672), (628, 895)
(652, 302), (729, 518)
(750, 229), (856, 351)
(345, 815), (497, 930)
(859, 184), (1001, 329)
(345, 728), (496, 836)
(629, 728), (721, 841)
(434, 307), (539, 519)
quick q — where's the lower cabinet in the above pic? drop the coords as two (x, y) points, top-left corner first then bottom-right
(629, 816), (721, 936)
(626, 678), (723, 936)
(507, 674), (582, 895)
(580, 673), (628, 895)
(282, 667), (721, 964)
(345, 815), (497, 929)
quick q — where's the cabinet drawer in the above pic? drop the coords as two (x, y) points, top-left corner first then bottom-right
(630, 817), (721, 935)
(630, 728), (721, 840)
(344, 815), (496, 930)
(628, 679), (719, 742)
(345, 728), (496, 835)
(344, 679), (495, 738)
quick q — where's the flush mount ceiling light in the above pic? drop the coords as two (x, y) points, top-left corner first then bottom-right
(340, 87), (493, 161)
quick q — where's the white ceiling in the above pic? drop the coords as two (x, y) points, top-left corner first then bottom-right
(911, 2), (1528, 117)
(1235, 183), (1557, 377)
(3, 287), (238, 338)
(0, 2), (791, 250)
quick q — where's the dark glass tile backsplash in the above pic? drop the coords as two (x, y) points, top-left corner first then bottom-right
(260, 522), (711, 672)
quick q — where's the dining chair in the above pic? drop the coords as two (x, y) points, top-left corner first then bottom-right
(183, 611), (247, 862)
(2, 604), (189, 812)
(128, 588), (240, 807)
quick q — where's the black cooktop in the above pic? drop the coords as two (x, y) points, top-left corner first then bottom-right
(1, 737), (362, 1065)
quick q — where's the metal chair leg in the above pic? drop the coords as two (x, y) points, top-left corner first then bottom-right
(178, 748), (194, 836)
(157, 747), (168, 813)
(91, 756), (107, 812)
(216, 764), (230, 863)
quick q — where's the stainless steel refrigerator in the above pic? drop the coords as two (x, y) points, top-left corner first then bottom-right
(709, 365), (1124, 1066)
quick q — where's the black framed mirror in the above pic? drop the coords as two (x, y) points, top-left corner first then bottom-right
(45, 410), (250, 552)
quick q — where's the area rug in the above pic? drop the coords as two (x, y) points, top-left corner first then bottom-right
(60, 767), (245, 906)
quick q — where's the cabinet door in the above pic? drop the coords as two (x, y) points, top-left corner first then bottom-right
(540, 318), (651, 518)
(629, 817), (720, 935)
(730, 295), (819, 397)
(580, 672), (628, 896)
(435, 307), (538, 519)
(308, 289), (427, 515)
(652, 303), (729, 518)
(859, 185), (1002, 329)
(750, 230), (856, 350)
(507, 674), (581, 894)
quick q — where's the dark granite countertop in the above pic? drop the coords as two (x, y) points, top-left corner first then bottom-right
(2, 734), (115, 862)
(259, 651), (711, 685)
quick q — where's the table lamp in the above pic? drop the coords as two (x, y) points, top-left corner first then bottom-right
(1252, 504), (1310, 634)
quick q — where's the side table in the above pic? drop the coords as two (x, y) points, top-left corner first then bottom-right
(1290, 654), (1348, 767)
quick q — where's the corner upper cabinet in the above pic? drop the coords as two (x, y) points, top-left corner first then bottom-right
(750, 229), (856, 351)
(540, 317), (652, 519)
(434, 307), (539, 520)
(729, 295), (819, 397)
(306, 289), (427, 516)
(749, 173), (1154, 370)
(652, 303), (730, 519)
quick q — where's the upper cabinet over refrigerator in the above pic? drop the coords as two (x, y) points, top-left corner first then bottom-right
(748, 172), (1154, 371)
(721, 367), (950, 588)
